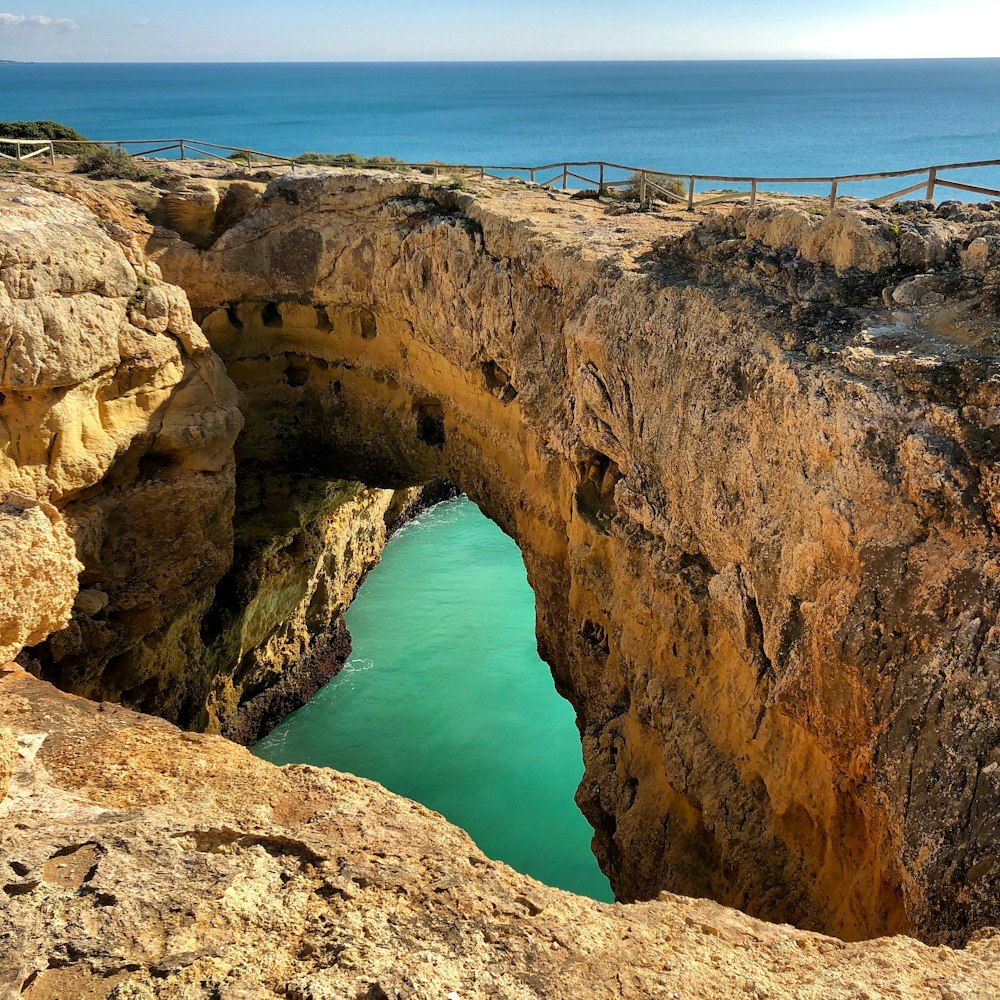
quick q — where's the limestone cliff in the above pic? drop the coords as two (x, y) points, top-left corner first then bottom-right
(3, 664), (1000, 1000)
(6, 167), (1000, 954)
(0, 183), (241, 725)
(147, 170), (1000, 945)
(0, 181), (419, 742)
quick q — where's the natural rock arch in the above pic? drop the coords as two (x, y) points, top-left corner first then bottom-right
(146, 171), (1000, 945)
(12, 171), (1000, 946)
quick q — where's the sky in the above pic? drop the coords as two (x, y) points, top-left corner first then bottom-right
(1, 0), (999, 62)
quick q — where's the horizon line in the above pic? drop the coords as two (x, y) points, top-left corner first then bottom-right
(3, 55), (1000, 65)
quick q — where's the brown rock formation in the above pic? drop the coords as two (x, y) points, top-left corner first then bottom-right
(6, 168), (1000, 955)
(147, 172), (1000, 944)
(0, 182), (240, 726)
(3, 664), (1000, 1000)
(0, 495), (81, 663)
(0, 181), (419, 741)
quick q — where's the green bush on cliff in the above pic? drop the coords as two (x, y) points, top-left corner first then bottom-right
(619, 171), (687, 202)
(0, 119), (86, 157)
(294, 151), (407, 171)
(73, 147), (164, 182)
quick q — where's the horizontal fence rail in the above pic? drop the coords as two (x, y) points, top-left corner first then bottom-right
(2, 137), (1000, 211)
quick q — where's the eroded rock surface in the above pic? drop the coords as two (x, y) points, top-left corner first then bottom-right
(0, 182), (243, 729)
(0, 182), (420, 740)
(6, 168), (1000, 952)
(149, 171), (1000, 943)
(0, 495), (81, 663)
(3, 665), (999, 1000)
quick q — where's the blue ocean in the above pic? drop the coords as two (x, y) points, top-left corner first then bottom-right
(3, 59), (1000, 196)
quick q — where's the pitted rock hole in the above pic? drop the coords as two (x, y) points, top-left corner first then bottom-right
(574, 453), (623, 534)
(261, 302), (283, 328)
(414, 401), (446, 448)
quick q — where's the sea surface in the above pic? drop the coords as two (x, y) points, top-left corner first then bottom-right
(254, 497), (613, 902)
(3, 59), (1000, 197)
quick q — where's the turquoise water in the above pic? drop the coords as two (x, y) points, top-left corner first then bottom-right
(3, 60), (1000, 197)
(254, 496), (612, 901)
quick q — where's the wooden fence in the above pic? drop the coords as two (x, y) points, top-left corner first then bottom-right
(2, 136), (1000, 211)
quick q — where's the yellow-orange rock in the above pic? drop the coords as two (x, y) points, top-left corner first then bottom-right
(153, 171), (1000, 944)
(2, 666), (999, 1000)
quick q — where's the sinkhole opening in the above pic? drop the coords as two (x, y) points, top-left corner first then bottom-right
(253, 494), (612, 901)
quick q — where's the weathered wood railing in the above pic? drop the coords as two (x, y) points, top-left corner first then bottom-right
(0, 137), (56, 164)
(2, 137), (1000, 210)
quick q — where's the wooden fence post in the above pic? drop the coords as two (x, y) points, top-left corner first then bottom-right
(529, 168), (536, 184)
(638, 170), (647, 203)
(179, 140), (186, 161)
(14, 141), (20, 162)
(750, 178), (757, 209)
(561, 165), (568, 190)
(687, 177), (695, 211)
(48, 141), (55, 165)
(599, 163), (605, 196)
(245, 149), (252, 167)
(926, 167), (937, 202)
(828, 179), (839, 213)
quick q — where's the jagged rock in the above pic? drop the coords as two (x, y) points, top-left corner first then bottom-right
(890, 273), (946, 306)
(5, 169), (1000, 955)
(152, 171), (1000, 943)
(0, 494), (81, 662)
(0, 183), (243, 725)
(2, 667), (999, 1000)
(0, 180), (449, 742)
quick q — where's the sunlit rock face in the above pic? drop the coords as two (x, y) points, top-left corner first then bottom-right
(6, 167), (1000, 945)
(148, 169), (1000, 944)
(0, 181), (428, 742)
(0, 182), (241, 725)
(7, 664), (1000, 999)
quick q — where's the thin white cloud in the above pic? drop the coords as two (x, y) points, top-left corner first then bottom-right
(0, 11), (79, 30)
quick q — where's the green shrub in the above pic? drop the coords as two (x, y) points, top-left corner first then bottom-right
(0, 158), (39, 174)
(73, 147), (164, 182)
(225, 149), (280, 165)
(0, 119), (86, 158)
(619, 171), (687, 202)
(294, 151), (363, 167)
(294, 151), (407, 171)
(127, 276), (153, 312)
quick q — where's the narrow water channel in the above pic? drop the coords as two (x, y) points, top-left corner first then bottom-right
(253, 495), (612, 901)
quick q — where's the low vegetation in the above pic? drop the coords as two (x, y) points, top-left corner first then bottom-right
(0, 119), (86, 158)
(294, 151), (410, 171)
(0, 159), (39, 174)
(73, 147), (164, 182)
(619, 171), (687, 202)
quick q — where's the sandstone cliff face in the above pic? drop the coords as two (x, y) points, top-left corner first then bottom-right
(0, 495), (80, 663)
(4, 664), (1000, 1000)
(0, 181), (419, 741)
(151, 171), (1000, 944)
(0, 182), (242, 726)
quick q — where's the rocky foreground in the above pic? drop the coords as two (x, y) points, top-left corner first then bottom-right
(3, 664), (1000, 999)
